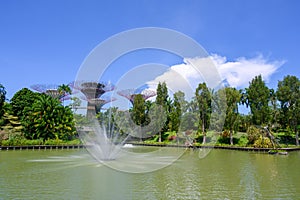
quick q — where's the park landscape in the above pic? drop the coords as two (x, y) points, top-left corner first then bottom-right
(1, 1), (300, 199)
(1, 76), (300, 199)
(0, 74), (300, 149)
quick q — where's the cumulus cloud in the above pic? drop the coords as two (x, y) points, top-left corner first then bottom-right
(212, 54), (283, 88)
(146, 54), (283, 99)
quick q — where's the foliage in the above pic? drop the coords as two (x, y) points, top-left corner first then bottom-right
(168, 91), (183, 132)
(58, 84), (72, 96)
(210, 89), (227, 133)
(244, 75), (271, 125)
(70, 97), (81, 112)
(1, 112), (23, 133)
(253, 136), (273, 148)
(0, 83), (6, 120)
(10, 88), (37, 119)
(223, 87), (241, 145)
(195, 82), (211, 144)
(237, 135), (249, 146)
(180, 112), (198, 131)
(246, 125), (261, 144)
(22, 94), (76, 141)
(132, 94), (146, 126)
(0, 138), (81, 146)
(3, 74), (300, 147)
(276, 75), (300, 145)
(237, 114), (252, 132)
(155, 82), (169, 142)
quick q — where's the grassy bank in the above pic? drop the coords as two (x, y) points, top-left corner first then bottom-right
(0, 138), (82, 146)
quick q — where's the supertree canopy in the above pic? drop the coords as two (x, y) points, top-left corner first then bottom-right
(30, 84), (70, 101)
(117, 89), (156, 105)
(70, 81), (115, 99)
(70, 81), (115, 117)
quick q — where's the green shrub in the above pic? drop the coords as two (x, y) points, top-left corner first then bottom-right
(24, 139), (43, 145)
(237, 135), (248, 146)
(247, 126), (261, 144)
(253, 136), (272, 148)
(195, 135), (211, 143)
(44, 139), (63, 145)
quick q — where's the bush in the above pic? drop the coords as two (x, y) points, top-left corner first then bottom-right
(237, 135), (248, 146)
(217, 136), (239, 145)
(253, 136), (272, 148)
(195, 135), (211, 143)
(247, 126), (261, 144)
(23, 139), (43, 145)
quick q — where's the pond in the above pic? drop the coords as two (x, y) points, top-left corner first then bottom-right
(0, 147), (299, 199)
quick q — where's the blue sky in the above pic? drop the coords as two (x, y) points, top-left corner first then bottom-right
(1, 0), (300, 100)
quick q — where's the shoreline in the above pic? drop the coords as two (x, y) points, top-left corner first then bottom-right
(0, 144), (87, 150)
(126, 142), (300, 152)
(1, 143), (300, 152)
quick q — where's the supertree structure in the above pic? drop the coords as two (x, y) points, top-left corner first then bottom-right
(30, 84), (70, 101)
(70, 81), (115, 117)
(117, 89), (156, 105)
(88, 97), (117, 112)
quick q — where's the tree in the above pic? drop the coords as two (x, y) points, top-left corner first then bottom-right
(58, 84), (72, 95)
(22, 94), (76, 140)
(155, 82), (169, 142)
(195, 82), (211, 144)
(245, 75), (271, 125)
(223, 87), (241, 145)
(0, 84), (6, 120)
(10, 88), (37, 120)
(70, 97), (81, 112)
(269, 89), (279, 130)
(168, 91), (183, 133)
(277, 75), (300, 146)
(132, 94), (146, 140)
(58, 84), (72, 105)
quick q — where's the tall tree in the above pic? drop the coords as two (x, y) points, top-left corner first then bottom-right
(155, 82), (168, 142)
(195, 82), (211, 144)
(168, 91), (183, 133)
(223, 87), (241, 145)
(132, 94), (146, 140)
(245, 75), (271, 125)
(277, 75), (300, 146)
(269, 89), (279, 130)
(0, 84), (6, 120)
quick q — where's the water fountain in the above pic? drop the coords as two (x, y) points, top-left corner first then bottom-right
(78, 118), (129, 161)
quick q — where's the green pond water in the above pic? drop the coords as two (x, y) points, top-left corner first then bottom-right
(0, 147), (299, 199)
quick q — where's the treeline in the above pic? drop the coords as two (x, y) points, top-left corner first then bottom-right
(0, 86), (77, 145)
(0, 74), (300, 146)
(117, 74), (300, 146)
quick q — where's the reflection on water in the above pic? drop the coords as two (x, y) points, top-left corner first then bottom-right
(0, 148), (300, 199)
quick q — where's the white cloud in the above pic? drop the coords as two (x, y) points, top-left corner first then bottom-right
(212, 54), (284, 88)
(145, 54), (284, 100)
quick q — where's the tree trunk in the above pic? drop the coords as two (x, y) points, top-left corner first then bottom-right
(294, 124), (299, 146)
(202, 133), (206, 144)
(159, 131), (161, 143)
(230, 130), (233, 145)
(202, 120), (206, 144)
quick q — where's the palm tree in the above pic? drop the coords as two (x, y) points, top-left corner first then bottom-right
(23, 94), (75, 141)
(58, 84), (72, 105)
